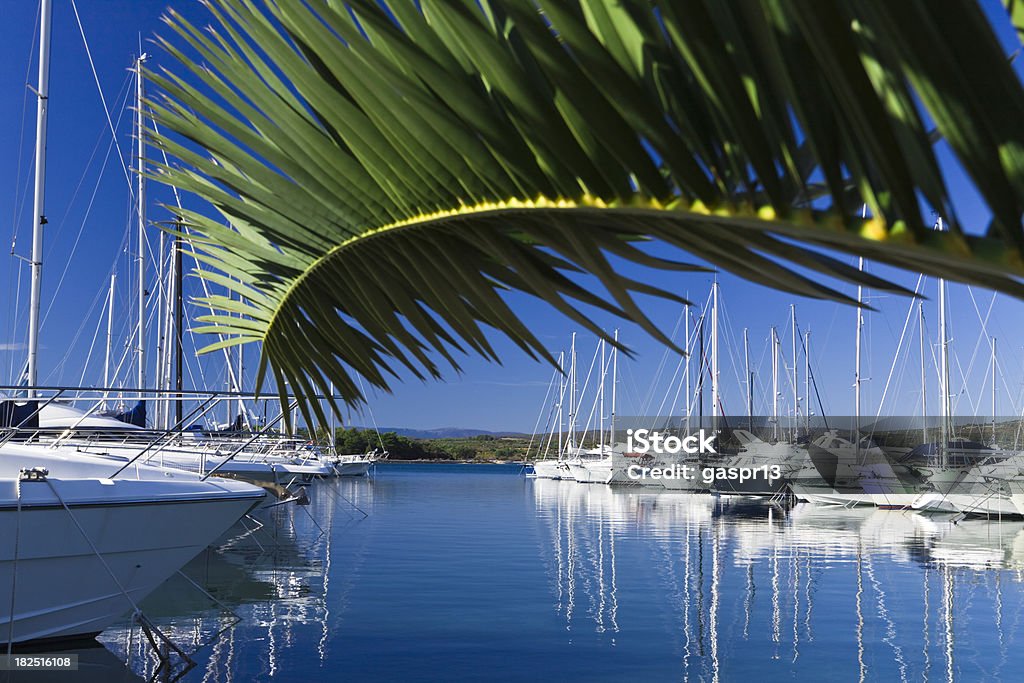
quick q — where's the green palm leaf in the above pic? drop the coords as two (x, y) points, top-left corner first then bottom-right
(146, 0), (1024, 428)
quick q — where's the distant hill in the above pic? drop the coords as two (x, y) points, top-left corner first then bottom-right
(348, 426), (526, 439)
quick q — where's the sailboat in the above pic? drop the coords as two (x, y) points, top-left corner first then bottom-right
(0, 0), (269, 645)
(530, 344), (571, 480)
(565, 331), (624, 485)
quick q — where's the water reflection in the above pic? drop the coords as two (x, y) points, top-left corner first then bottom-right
(11, 469), (1024, 681)
(532, 479), (1024, 681)
(91, 477), (372, 682)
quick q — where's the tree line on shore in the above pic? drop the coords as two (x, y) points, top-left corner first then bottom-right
(303, 427), (528, 461)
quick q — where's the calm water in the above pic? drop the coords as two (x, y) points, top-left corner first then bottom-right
(17, 464), (1024, 681)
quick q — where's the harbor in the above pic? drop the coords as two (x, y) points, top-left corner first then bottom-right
(1, 0), (1024, 681)
(20, 464), (1024, 681)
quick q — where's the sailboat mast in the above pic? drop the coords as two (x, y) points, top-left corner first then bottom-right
(744, 328), (751, 432)
(937, 218), (950, 467)
(328, 381), (336, 451)
(855, 257), (863, 446)
(919, 300), (927, 445)
(599, 338), (605, 452)
(155, 229), (166, 427)
(174, 228), (183, 426)
(684, 305), (691, 433)
(104, 273), (116, 388)
(790, 304), (798, 438)
(610, 329), (618, 448)
(569, 332), (577, 451)
(991, 336), (997, 445)
(711, 281), (719, 436)
(556, 351), (564, 458)
(804, 330), (810, 433)
(135, 54), (148, 395)
(771, 326), (779, 441)
(26, 0), (53, 396)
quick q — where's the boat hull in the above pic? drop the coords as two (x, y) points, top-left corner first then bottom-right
(0, 478), (264, 645)
(334, 461), (372, 477)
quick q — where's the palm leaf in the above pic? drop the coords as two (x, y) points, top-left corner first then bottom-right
(145, 0), (1024, 428)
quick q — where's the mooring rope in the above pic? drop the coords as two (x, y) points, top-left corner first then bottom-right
(41, 475), (194, 670)
(4, 478), (22, 655)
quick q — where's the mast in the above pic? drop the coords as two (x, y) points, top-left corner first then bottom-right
(556, 351), (564, 459)
(610, 329), (618, 448)
(771, 326), (779, 441)
(329, 382), (336, 451)
(711, 281), (719, 435)
(937, 219), (950, 467)
(104, 273), (116, 388)
(991, 337), (997, 446)
(599, 337), (605, 452)
(919, 300), (927, 445)
(174, 227), (183, 427)
(698, 314), (705, 429)
(569, 332), (577, 452)
(26, 0), (53, 396)
(744, 328), (752, 431)
(154, 229), (166, 427)
(684, 305), (691, 433)
(855, 257), (864, 450)
(804, 330), (810, 433)
(135, 54), (148, 395)
(237, 338), (246, 427)
(791, 305), (799, 439)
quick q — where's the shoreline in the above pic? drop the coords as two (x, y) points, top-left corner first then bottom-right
(380, 459), (528, 465)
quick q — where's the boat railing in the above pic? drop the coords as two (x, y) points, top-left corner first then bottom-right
(0, 385), (310, 476)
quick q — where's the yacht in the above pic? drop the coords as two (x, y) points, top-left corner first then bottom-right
(0, 445), (265, 644)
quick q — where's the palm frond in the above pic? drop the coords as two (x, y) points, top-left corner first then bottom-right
(146, 0), (1024, 428)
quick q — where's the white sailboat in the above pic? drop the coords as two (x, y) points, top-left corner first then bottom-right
(0, 452), (265, 644)
(531, 346), (571, 480)
(567, 331), (622, 485)
(0, 0), (268, 646)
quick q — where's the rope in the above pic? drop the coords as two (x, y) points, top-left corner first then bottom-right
(355, 374), (386, 451)
(5, 479), (21, 654)
(70, 0), (134, 191)
(41, 475), (194, 671)
(524, 365), (553, 460)
(42, 477), (141, 613)
(874, 274), (925, 419)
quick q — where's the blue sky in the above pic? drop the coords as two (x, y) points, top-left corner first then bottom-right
(0, 1), (1022, 432)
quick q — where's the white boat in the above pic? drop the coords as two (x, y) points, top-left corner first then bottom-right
(330, 451), (378, 476)
(24, 403), (335, 480)
(530, 459), (568, 480)
(0, 447), (265, 645)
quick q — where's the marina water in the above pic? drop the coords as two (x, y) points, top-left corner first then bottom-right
(32, 463), (1024, 681)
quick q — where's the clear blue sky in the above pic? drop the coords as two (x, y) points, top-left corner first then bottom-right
(1, 1), (1022, 432)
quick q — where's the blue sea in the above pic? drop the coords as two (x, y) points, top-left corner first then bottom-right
(19, 463), (1024, 681)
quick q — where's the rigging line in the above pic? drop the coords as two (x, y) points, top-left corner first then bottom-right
(719, 298), (746, 409)
(7, 260), (26, 384)
(573, 338), (603, 448)
(639, 306), (684, 416)
(152, 118), (241, 396)
(39, 130), (118, 329)
(5, 5), (41, 372)
(526, 362), (559, 459)
(874, 274), (925, 419)
(961, 287), (998, 416)
(70, 0), (135, 193)
(76, 292), (107, 388)
(44, 278), (107, 384)
(5, 480), (22, 656)
(354, 373), (385, 450)
(39, 71), (132, 270)
(8, 0), (41, 252)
